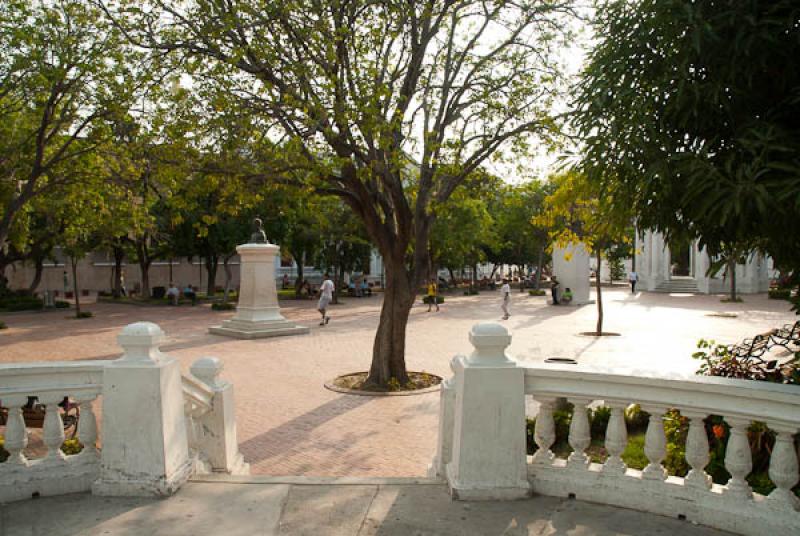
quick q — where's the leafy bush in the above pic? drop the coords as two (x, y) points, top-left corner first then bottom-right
(621, 434), (648, 469)
(211, 302), (235, 311)
(76, 311), (93, 319)
(589, 406), (611, 438)
(694, 338), (799, 384)
(528, 289), (546, 296)
(54, 300), (70, 308)
(0, 321), (6, 330)
(624, 404), (650, 432)
(768, 288), (791, 300)
(422, 295), (444, 304)
(463, 288), (479, 295)
(0, 296), (43, 311)
(61, 438), (83, 456)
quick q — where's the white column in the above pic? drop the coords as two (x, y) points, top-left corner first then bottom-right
(210, 242), (309, 338)
(93, 322), (192, 497)
(603, 404), (628, 475)
(723, 417), (753, 501)
(552, 243), (590, 305)
(684, 413), (712, 490)
(446, 323), (530, 500)
(189, 357), (250, 475)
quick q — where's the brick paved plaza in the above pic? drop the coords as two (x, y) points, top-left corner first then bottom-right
(1, 288), (795, 477)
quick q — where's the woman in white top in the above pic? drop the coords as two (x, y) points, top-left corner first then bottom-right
(501, 279), (511, 320)
(317, 274), (335, 325)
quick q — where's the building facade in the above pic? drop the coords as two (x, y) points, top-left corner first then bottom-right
(636, 230), (772, 294)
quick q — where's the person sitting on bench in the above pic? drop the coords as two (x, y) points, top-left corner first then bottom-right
(561, 287), (573, 305)
(166, 282), (180, 305)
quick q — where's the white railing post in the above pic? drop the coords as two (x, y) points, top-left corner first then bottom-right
(40, 394), (66, 463)
(430, 357), (457, 478)
(684, 413), (712, 491)
(189, 357), (250, 475)
(2, 396), (29, 466)
(723, 417), (754, 501)
(531, 399), (556, 465)
(93, 322), (191, 497)
(603, 404), (627, 475)
(566, 398), (591, 469)
(445, 323), (529, 500)
(766, 426), (800, 511)
(642, 407), (667, 481)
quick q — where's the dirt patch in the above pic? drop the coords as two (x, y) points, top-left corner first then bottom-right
(325, 371), (442, 396)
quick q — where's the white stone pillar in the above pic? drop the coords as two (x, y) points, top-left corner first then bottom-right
(210, 242), (309, 338)
(445, 323), (530, 500)
(189, 357), (250, 475)
(552, 243), (590, 305)
(93, 322), (192, 497)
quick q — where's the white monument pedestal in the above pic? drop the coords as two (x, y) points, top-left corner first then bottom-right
(552, 243), (591, 305)
(209, 243), (309, 339)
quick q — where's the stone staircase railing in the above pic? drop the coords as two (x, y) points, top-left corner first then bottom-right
(0, 322), (248, 503)
(432, 323), (800, 536)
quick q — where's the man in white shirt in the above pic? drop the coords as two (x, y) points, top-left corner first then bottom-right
(318, 274), (335, 326)
(629, 270), (639, 294)
(501, 278), (511, 320)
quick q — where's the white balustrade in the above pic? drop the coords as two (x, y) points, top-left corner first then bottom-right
(434, 323), (800, 536)
(0, 363), (105, 503)
(1, 322), (247, 504)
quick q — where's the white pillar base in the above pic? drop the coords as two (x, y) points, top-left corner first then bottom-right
(210, 242), (309, 339)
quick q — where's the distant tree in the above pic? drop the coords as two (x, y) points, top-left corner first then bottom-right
(538, 171), (631, 334)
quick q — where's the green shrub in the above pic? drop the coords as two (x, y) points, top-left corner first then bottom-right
(463, 288), (479, 295)
(621, 433), (648, 469)
(768, 288), (792, 300)
(590, 406), (612, 439)
(76, 311), (93, 319)
(624, 404), (650, 432)
(0, 321), (6, 330)
(211, 302), (235, 311)
(0, 296), (44, 311)
(61, 438), (84, 456)
(54, 300), (70, 309)
(663, 410), (690, 477)
(528, 289), (546, 296)
(0, 436), (8, 463)
(422, 295), (444, 304)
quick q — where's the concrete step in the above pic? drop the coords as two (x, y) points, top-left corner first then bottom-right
(653, 279), (700, 293)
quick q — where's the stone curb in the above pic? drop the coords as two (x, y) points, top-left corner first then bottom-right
(190, 475), (444, 486)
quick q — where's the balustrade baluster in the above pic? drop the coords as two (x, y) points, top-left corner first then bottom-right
(76, 397), (98, 457)
(642, 409), (667, 480)
(3, 396), (29, 466)
(567, 399), (591, 468)
(766, 427), (799, 510)
(684, 414), (712, 490)
(603, 404), (627, 475)
(723, 417), (753, 500)
(41, 394), (66, 462)
(532, 399), (555, 465)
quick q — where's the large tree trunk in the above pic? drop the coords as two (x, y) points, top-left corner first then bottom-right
(139, 260), (151, 298)
(293, 251), (305, 297)
(534, 245), (544, 290)
(205, 255), (219, 296)
(112, 246), (124, 298)
(448, 268), (456, 287)
(71, 256), (82, 317)
(28, 256), (44, 293)
(366, 259), (413, 386)
(728, 258), (738, 301)
(222, 255), (233, 303)
(596, 251), (603, 334)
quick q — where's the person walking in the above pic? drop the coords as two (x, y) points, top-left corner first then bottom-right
(501, 278), (511, 320)
(318, 273), (335, 325)
(427, 278), (439, 312)
(551, 275), (560, 305)
(628, 270), (638, 293)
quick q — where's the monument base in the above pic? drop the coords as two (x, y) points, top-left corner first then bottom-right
(209, 318), (310, 339)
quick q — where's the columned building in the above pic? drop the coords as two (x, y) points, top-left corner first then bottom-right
(636, 230), (771, 294)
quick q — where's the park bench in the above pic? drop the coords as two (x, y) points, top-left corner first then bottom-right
(727, 320), (800, 364)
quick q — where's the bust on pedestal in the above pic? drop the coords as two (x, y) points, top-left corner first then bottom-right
(209, 218), (310, 339)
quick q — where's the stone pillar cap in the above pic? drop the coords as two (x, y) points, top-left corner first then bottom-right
(467, 322), (514, 366)
(190, 356), (224, 389)
(117, 321), (166, 363)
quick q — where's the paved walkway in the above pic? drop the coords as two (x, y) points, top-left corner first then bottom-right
(1, 289), (795, 477)
(0, 478), (729, 535)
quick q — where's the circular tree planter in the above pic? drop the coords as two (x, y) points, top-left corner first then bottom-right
(325, 371), (442, 396)
(706, 312), (738, 318)
(578, 331), (621, 337)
